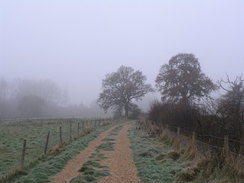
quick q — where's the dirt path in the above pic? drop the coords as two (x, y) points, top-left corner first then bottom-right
(50, 125), (117, 183)
(100, 124), (141, 183)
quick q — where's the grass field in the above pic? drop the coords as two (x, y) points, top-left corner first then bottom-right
(0, 118), (106, 179)
(2, 119), (242, 183)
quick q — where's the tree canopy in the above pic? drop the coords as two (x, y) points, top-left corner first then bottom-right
(156, 53), (216, 104)
(97, 66), (153, 118)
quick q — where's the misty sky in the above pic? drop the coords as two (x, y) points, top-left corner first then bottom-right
(1, 0), (244, 106)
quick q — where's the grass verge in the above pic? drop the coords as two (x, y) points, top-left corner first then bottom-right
(129, 125), (183, 183)
(132, 122), (244, 183)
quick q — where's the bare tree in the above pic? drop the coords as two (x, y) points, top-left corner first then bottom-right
(0, 78), (8, 118)
(217, 75), (244, 151)
(18, 95), (46, 118)
(0, 78), (8, 99)
(97, 66), (153, 118)
(156, 53), (216, 104)
(218, 75), (244, 118)
(14, 79), (67, 105)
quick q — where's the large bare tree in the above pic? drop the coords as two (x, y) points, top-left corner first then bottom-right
(97, 66), (153, 118)
(156, 53), (216, 104)
(217, 75), (244, 151)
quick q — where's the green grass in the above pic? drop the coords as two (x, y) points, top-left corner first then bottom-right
(70, 141), (113, 183)
(1, 120), (113, 183)
(102, 137), (116, 142)
(97, 142), (115, 151)
(129, 126), (185, 183)
(70, 154), (110, 183)
(108, 125), (123, 136)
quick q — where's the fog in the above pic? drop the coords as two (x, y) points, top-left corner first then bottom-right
(1, 0), (244, 118)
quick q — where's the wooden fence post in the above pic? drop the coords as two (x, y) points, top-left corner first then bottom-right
(224, 135), (229, 153)
(20, 139), (26, 168)
(59, 126), (63, 146)
(70, 123), (72, 140)
(239, 145), (243, 157)
(177, 127), (180, 137)
(77, 122), (80, 136)
(192, 131), (196, 144)
(44, 131), (50, 155)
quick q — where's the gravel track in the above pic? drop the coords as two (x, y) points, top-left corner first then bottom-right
(50, 125), (117, 183)
(100, 124), (141, 183)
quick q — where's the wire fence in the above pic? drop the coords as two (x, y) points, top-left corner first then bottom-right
(0, 118), (112, 180)
(165, 123), (244, 156)
(136, 120), (244, 160)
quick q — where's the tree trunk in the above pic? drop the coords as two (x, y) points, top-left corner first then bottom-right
(124, 104), (129, 119)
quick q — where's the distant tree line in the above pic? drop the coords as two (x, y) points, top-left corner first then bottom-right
(0, 79), (108, 119)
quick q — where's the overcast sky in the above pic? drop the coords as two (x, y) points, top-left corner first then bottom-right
(1, 0), (244, 106)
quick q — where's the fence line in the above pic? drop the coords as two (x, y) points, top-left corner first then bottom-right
(20, 119), (111, 166)
(137, 120), (244, 157)
(165, 124), (244, 144)
(0, 118), (112, 180)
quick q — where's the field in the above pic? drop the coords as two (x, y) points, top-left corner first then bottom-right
(0, 119), (243, 183)
(0, 118), (108, 179)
